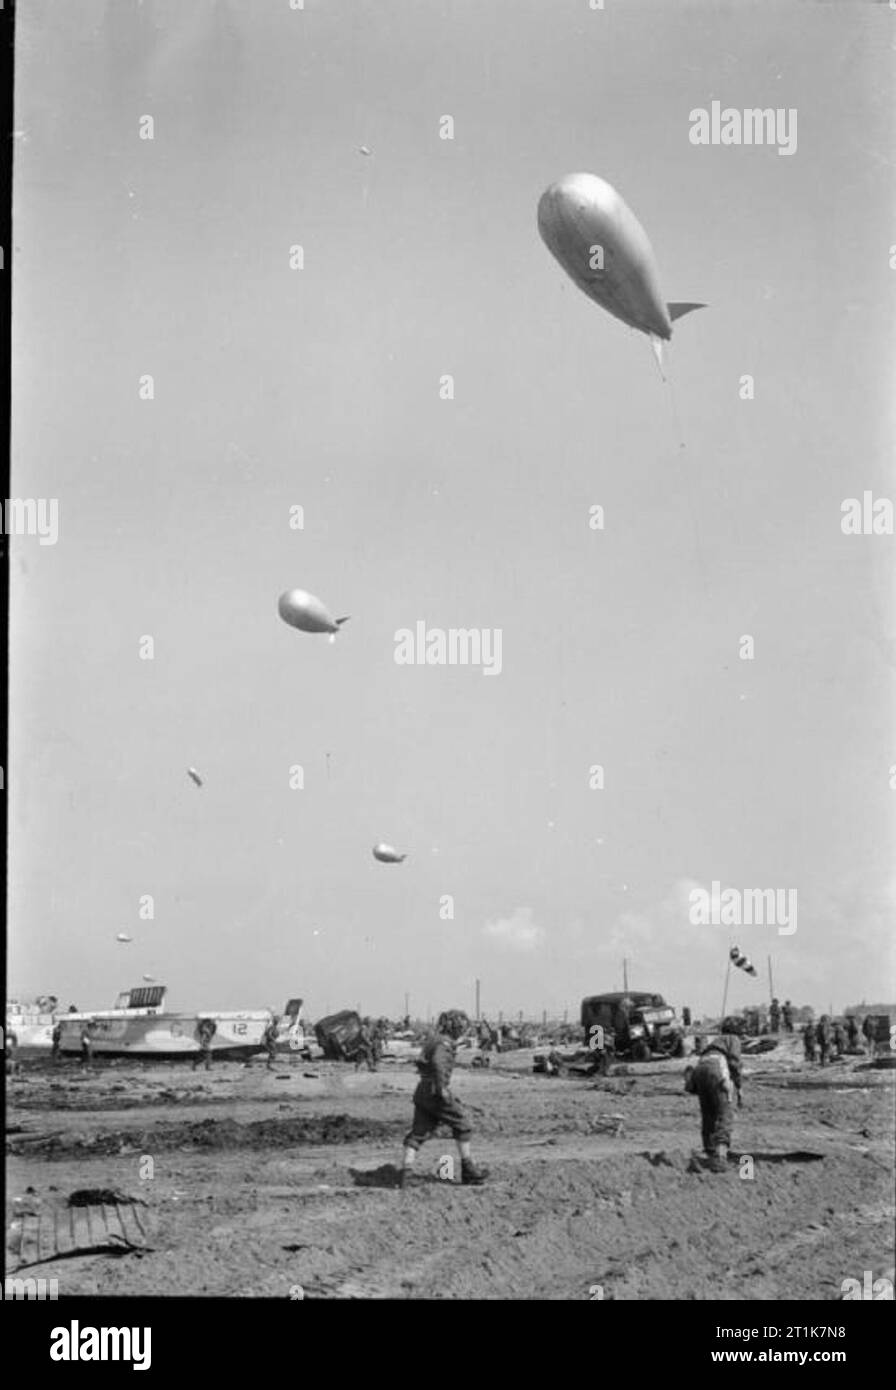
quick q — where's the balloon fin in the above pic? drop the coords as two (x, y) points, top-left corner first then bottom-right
(335, 616), (351, 627)
(667, 302), (706, 323)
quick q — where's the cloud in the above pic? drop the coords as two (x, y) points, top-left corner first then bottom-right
(483, 906), (545, 953)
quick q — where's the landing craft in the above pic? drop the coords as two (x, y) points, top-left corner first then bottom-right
(373, 842), (407, 863)
(278, 589), (350, 640)
(56, 984), (291, 1060)
(537, 173), (705, 367)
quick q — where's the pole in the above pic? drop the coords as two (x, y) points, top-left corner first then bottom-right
(404, 992), (409, 1020)
(475, 978), (480, 1021)
(721, 955), (732, 1022)
(542, 1009), (547, 1027)
(767, 956), (774, 1003)
(623, 958), (629, 992)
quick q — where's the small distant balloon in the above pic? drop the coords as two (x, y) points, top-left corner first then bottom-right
(278, 589), (350, 639)
(187, 767), (203, 787)
(142, 974), (155, 982)
(373, 842), (407, 864)
(359, 145), (372, 156)
(116, 933), (133, 943)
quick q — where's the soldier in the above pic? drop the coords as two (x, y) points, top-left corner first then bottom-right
(832, 1020), (846, 1059)
(861, 1014), (876, 1057)
(6, 1027), (19, 1076)
(477, 1018), (494, 1067)
(398, 1009), (487, 1188)
(815, 1014), (831, 1067)
(193, 1017), (216, 1072)
(79, 1022), (93, 1069)
(846, 1015), (859, 1051)
(260, 1015), (279, 1071)
(51, 1020), (63, 1064)
(769, 998), (781, 1033)
(355, 1018), (377, 1072)
(782, 1000), (794, 1033)
(685, 1030), (743, 1173)
(802, 1019), (816, 1063)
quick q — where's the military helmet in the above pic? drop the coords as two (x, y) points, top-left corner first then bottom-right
(437, 1009), (470, 1040)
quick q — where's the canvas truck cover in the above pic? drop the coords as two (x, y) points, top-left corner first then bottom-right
(314, 1010), (363, 1059)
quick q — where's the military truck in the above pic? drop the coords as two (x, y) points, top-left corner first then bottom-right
(314, 1010), (364, 1061)
(580, 991), (685, 1063)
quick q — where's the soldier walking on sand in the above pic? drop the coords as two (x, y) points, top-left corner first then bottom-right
(193, 1017), (217, 1072)
(79, 1022), (93, 1069)
(398, 1009), (488, 1188)
(769, 998), (781, 1033)
(685, 1030), (743, 1173)
(51, 1020), (62, 1064)
(782, 1000), (794, 1033)
(815, 1014), (831, 1067)
(846, 1015), (859, 1052)
(861, 1014), (876, 1057)
(355, 1018), (378, 1072)
(261, 1015), (279, 1070)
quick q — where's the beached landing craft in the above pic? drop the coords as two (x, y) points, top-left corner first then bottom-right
(56, 985), (296, 1061)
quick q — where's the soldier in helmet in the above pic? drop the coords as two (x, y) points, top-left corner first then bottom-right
(355, 1017), (378, 1072)
(846, 1015), (859, 1052)
(5, 1027), (19, 1076)
(815, 1014), (831, 1067)
(260, 1014), (280, 1071)
(832, 1019), (847, 1060)
(398, 1009), (487, 1188)
(769, 998), (781, 1034)
(685, 1029), (743, 1173)
(781, 1000), (794, 1033)
(193, 1017), (217, 1072)
(802, 1019), (816, 1063)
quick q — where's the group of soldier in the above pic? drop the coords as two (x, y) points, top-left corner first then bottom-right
(768, 998), (795, 1033)
(801, 1013), (874, 1064)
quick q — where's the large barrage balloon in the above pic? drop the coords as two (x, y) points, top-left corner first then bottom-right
(278, 589), (350, 637)
(537, 173), (705, 344)
(373, 842), (407, 864)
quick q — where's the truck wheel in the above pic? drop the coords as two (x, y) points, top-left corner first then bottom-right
(670, 1035), (686, 1058)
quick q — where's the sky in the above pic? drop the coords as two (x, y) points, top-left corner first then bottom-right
(9, 0), (895, 1022)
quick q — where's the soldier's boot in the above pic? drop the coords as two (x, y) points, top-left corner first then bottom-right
(709, 1145), (728, 1173)
(460, 1159), (488, 1186)
(397, 1166), (421, 1190)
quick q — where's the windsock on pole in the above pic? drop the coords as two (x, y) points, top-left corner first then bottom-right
(729, 945), (757, 977)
